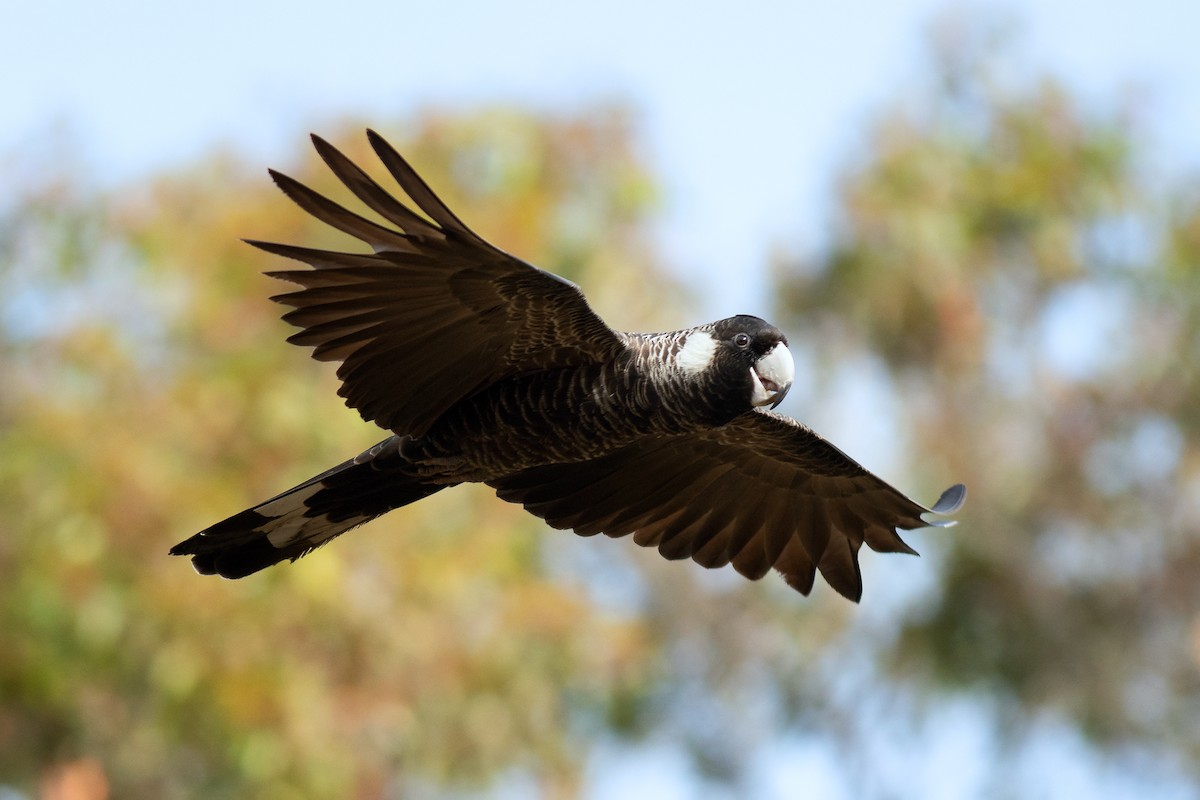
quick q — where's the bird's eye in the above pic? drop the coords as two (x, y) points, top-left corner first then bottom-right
(733, 333), (751, 348)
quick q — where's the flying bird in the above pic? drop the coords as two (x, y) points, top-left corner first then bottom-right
(171, 130), (965, 601)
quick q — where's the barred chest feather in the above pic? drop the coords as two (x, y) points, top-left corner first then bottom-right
(407, 342), (741, 481)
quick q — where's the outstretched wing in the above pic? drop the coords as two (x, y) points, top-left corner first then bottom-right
(488, 410), (965, 601)
(257, 130), (626, 437)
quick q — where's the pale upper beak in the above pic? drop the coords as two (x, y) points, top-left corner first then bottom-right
(751, 342), (795, 408)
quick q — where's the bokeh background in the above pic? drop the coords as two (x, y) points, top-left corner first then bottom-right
(3, 2), (1199, 798)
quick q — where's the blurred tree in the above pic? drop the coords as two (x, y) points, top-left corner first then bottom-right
(4, 21), (1200, 800)
(775, 15), (1200, 783)
(0, 108), (682, 799)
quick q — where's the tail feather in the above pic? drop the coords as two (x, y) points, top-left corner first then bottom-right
(171, 438), (444, 578)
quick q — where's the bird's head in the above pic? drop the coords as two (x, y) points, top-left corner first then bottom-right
(676, 315), (795, 416)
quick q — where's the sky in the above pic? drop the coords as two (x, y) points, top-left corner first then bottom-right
(5, 2), (1200, 797)
(5, 0), (1198, 320)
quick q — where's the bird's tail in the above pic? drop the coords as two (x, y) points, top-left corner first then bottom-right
(170, 437), (444, 578)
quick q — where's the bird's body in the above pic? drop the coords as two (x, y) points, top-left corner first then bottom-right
(172, 131), (964, 601)
(413, 324), (791, 480)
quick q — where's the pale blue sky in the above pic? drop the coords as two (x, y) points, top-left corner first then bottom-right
(5, 0), (1198, 319)
(5, 2), (1198, 797)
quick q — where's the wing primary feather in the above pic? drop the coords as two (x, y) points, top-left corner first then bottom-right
(815, 529), (864, 602)
(730, 532), (772, 581)
(725, 495), (777, 578)
(597, 467), (733, 539)
(282, 303), (397, 332)
(289, 318), (393, 353)
(691, 517), (766, 578)
(365, 129), (486, 245)
(775, 537), (818, 596)
(602, 462), (736, 533)
(795, 496), (833, 565)
(248, 240), (396, 271)
(521, 456), (673, 532)
(267, 169), (417, 253)
(630, 506), (699, 548)
(828, 501), (867, 551)
(691, 524), (738, 569)
(863, 525), (919, 556)
(270, 283), (398, 307)
(656, 506), (736, 561)
(309, 134), (446, 240)
(759, 494), (792, 565)
(264, 267), (393, 289)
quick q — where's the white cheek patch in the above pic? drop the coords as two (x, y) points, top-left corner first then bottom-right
(676, 330), (717, 374)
